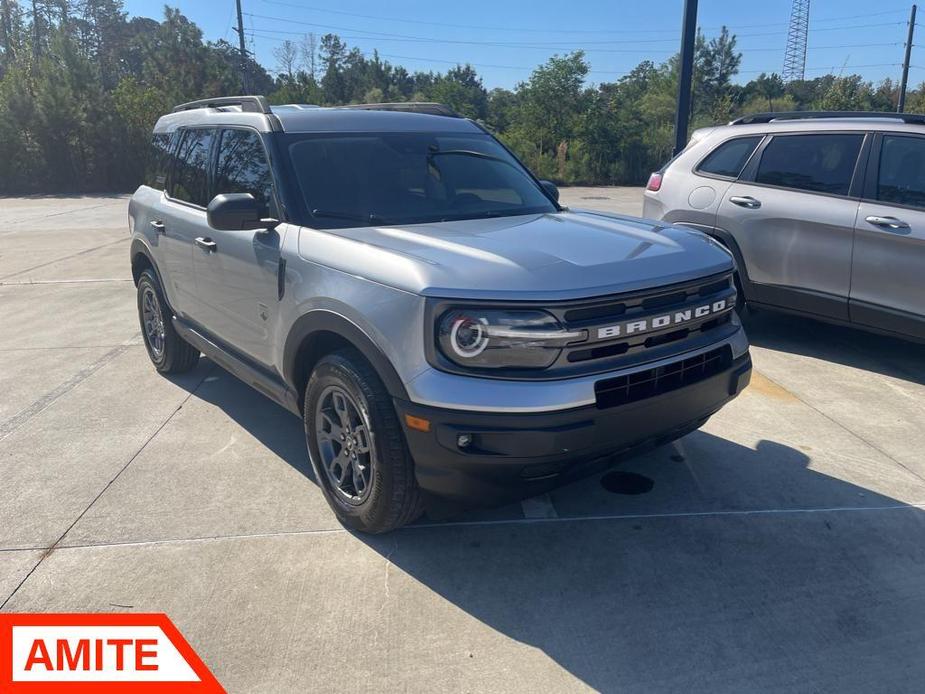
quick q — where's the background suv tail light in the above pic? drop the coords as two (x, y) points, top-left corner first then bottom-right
(646, 172), (663, 192)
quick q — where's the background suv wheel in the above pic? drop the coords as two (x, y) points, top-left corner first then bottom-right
(304, 348), (423, 533)
(136, 269), (200, 374)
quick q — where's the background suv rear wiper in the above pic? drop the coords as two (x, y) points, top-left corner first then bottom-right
(311, 209), (389, 225)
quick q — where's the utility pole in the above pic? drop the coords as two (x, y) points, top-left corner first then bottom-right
(898, 4), (917, 113)
(674, 0), (698, 155)
(233, 0), (248, 93)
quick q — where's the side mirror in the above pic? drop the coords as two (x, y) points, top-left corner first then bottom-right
(207, 193), (273, 231)
(540, 180), (559, 202)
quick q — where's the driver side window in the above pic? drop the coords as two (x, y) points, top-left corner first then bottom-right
(214, 128), (276, 217)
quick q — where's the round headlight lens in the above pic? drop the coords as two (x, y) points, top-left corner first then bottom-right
(449, 315), (489, 358)
(437, 308), (583, 370)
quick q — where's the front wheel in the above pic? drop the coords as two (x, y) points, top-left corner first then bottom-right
(303, 349), (423, 533)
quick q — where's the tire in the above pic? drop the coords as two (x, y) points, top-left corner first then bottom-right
(137, 269), (200, 374)
(303, 348), (423, 533)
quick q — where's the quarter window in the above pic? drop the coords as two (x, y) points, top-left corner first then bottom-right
(144, 132), (175, 190)
(755, 134), (863, 196)
(169, 128), (215, 207)
(214, 129), (276, 216)
(697, 136), (762, 179)
(876, 134), (925, 209)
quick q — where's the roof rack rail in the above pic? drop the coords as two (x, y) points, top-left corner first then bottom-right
(730, 111), (925, 126)
(341, 102), (461, 117)
(173, 96), (272, 114)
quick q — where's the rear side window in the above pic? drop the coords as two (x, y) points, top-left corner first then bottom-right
(169, 128), (215, 207)
(876, 134), (925, 209)
(755, 134), (863, 196)
(697, 136), (762, 178)
(144, 133), (175, 190)
(214, 129), (275, 216)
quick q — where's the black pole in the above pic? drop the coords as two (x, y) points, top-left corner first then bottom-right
(899, 4), (917, 113)
(234, 0), (248, 93)
(674, 0), (699, 154)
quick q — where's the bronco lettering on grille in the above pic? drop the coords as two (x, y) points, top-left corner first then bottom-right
(596, 299), (728, 340)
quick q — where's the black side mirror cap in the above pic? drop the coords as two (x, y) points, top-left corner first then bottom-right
(540, 180), (559, 202)
(207, 193), (273, 231)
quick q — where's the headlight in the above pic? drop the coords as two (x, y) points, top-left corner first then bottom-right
(437, 308), (584, 369)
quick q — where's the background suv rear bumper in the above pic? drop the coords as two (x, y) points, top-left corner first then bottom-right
(396, 351), (752, 507)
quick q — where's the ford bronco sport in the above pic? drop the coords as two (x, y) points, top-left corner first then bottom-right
(129, 96), (752, 533)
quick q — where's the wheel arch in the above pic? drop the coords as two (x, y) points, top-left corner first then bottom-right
(283, 310), (409, 409)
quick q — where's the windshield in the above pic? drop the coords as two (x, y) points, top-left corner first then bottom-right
(286, 132), (557, 228)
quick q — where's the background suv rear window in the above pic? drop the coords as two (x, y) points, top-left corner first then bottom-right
(755, 134), (863, 196)
(697, 136), (762, 179)
(877, 135), (925, 209)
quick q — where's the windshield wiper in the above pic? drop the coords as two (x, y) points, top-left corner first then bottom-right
(311, 209), (389, 225)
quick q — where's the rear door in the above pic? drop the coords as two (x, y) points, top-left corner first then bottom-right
(192, 127), (282, 365)
(852, 132), (925, 338)
(160, 127), (217, 319)
(715, 132), (866, 321)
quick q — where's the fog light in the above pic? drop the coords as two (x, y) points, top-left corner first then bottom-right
(457, 433), (473, 449)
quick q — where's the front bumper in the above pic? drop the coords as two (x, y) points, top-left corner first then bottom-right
(396, 351), (751, 507)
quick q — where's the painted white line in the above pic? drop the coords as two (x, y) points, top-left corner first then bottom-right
(0, 278), (132, 285)
(521, 493), (559, 519)
(32, 502), (925, 553)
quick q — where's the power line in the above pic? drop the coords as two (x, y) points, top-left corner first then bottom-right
(254, 0), (911, 36)
(244, 12), (906, 48)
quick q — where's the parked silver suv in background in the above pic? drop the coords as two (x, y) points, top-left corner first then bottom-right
(644, 112), (925, 342)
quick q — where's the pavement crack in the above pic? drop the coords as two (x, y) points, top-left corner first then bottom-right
(757, 370), (925, 485)
(0, 237), (128, 281)
(0, 365), (214, 610)
(0, 334), (142, 442)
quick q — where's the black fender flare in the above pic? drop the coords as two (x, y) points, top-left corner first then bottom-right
(282, 310), (409, 401)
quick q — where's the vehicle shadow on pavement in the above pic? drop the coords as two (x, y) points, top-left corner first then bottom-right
(354, 433), (925, 692)
(743, 310), (925, 386)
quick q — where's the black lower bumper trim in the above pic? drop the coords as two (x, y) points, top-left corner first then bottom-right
(396, 352), (752, 507)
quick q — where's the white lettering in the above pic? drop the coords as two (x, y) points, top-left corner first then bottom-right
(651, 315), (671, 328)
(694, 305), (710, 317)
(712, 300), (727, 312)
(674, 309), (692, 322)
(625, 320), (648, 334)
(597, 325), (621, 339)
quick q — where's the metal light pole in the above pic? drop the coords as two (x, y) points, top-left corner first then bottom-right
(898, 4), (917, 113)
(674, 0), (699, 155)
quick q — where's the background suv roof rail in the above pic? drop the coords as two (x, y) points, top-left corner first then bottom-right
(729, 111), (925, 126)
(173, 95), (272, 114)
(341, 102), (461, 117)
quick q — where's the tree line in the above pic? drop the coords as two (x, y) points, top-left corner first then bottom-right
(1, 1), (923, 194)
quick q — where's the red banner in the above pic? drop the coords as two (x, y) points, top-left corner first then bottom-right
(0, 613), (224, 693)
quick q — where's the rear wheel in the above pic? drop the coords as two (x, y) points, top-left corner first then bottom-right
(137, 269), (200, 374)
(304, 349), (423, 533)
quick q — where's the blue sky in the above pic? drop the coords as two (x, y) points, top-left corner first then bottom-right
(122, 0), (921, 89)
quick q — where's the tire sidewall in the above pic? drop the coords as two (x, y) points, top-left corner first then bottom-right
(137, 271), (168, 370)
(304, 357), (395, 531)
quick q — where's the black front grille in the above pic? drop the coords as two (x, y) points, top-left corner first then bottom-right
(594, 346), (732, 409)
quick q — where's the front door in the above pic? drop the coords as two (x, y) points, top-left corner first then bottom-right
(715, 132), (865, 321)
(193, 127), (282, 366)
(852, 133), (925, 339)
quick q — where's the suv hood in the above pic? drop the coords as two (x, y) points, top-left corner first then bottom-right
(302, 209), (734, 301)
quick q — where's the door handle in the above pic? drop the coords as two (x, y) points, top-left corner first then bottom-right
(195, 237), (217, 252)
(865, 215), (910, 231)
(729, 196), (761, 209)
(149, 220), (165, 233)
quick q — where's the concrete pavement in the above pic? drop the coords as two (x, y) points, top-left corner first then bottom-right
(1, 190), (924, 692)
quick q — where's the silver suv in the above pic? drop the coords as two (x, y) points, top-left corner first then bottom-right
(129, 96), (751, 533)
(644, 111), (925, 342)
